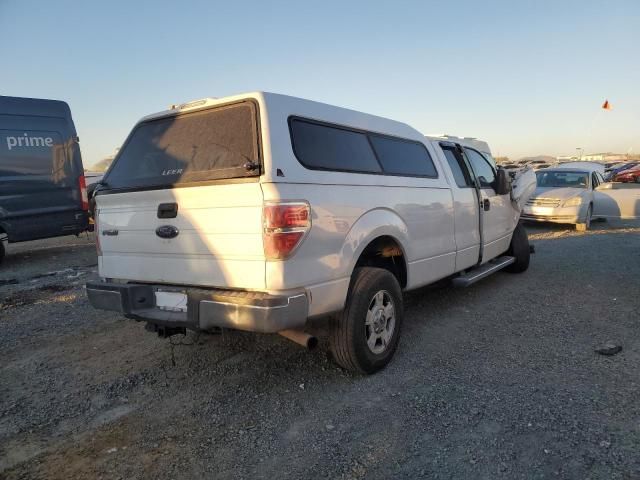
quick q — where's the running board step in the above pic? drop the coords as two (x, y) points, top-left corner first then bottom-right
(452, 256), (515, 288)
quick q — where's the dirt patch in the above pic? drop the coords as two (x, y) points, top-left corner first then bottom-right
(38, 284), (72, 293)
(3, 416), (143, 480)
(526, 221), (640, 241)
(1, 228), (640, 479)
(1, 285), (75, 310)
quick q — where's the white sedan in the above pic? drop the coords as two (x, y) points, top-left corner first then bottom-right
(521, 165), (640, 230)
(522, 168), (598, 230)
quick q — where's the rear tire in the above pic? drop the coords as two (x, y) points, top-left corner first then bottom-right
(505, 223), (530, 273)
(0, 239), (5, 265)
(329, 267), (403, 374)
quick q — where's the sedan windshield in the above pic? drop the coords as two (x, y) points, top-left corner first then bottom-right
(536, 171), (589, 189)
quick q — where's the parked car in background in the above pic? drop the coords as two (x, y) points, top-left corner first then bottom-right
(502, 163), (520, 171)
(612, 164), (640, 183)
(604, 161), (624, 175)
(522, 162), (639, 230)
(532, 163), (551, 171)
(501, 163), (522, 179)
(522, 166), (605, 230)
(591, 182), (640, 219)
(85, 171), (104, 186)
(607, 162), (638, 180)
(526, 160), (549, 167)
(0, 96), (89, 264)
(556, 161), (605, 175)
(86, 92), (535, 374)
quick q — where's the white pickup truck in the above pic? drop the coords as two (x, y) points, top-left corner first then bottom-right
(87, 92), (534, 373)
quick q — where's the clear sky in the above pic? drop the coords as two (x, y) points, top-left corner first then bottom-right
(1, 0), (638, 166)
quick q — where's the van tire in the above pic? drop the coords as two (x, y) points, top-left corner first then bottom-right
(0, 239), (5, 265)
(505, 223), (530, 273)
(329, 267), (403, 374)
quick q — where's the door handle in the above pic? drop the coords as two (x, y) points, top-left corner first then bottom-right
(482, 199), (490, 211)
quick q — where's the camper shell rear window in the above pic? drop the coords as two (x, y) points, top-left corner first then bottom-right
(103, 100), (261, 191)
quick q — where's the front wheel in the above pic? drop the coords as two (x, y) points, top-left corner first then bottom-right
(329, 267), (403, 374)
(505, 223), (530, 273)
(576, 204), (592, 231)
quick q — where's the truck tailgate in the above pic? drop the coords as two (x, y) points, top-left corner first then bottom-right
(96, 183), (266, 289)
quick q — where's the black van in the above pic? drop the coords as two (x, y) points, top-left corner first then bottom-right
(0, 96), (89, 263)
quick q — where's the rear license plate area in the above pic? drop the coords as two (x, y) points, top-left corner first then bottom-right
(155, 291), (188, 313)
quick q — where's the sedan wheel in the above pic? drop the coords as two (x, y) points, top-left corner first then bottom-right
(576, 204), (592, 231)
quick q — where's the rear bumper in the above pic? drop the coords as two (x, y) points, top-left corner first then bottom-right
(86, 281), (308, 333)
(2, 210), (89, 243)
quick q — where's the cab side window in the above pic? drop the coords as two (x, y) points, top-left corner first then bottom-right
(442, 147), (473, 188)
(464, 148), (496, 189)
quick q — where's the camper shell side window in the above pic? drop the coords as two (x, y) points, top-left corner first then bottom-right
(288, 117), (438, 179)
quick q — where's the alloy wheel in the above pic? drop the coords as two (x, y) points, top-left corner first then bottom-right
(364, 290), (396, 354)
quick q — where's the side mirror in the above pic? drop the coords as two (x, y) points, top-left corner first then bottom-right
(494, 168), (511, 195)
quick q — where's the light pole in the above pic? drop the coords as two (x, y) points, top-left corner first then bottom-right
(576, 147), (583, 161)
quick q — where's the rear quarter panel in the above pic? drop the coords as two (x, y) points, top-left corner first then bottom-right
(257, 94), (457, 316)
(262, 178), (455, 317)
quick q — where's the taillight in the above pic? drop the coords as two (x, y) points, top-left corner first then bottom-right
(95, 208), (102, 256)
(263, 202), (311, 260)
(78, 175), (89, 211)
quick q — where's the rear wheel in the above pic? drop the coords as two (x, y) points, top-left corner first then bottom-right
(576, 204), (592, 231)
(329, 267), (403, 374)
(0, 237), (5, 265)
(505, 223), (530, 273)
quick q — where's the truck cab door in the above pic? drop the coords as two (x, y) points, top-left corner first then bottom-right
(462, 148), (516, 262)
(439, 143), (480, 271)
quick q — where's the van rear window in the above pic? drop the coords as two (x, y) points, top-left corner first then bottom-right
(0, 129), (67, 178)
(104, 101), (260, 190)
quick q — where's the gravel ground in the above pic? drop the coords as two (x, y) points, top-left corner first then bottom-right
(1, 221), (639, 479)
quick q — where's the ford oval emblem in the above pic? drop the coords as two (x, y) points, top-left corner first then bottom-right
(156, 225), (179, 239)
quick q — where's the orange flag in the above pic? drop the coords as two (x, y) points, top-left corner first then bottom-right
(602, 99), (612, 110)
